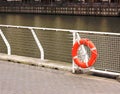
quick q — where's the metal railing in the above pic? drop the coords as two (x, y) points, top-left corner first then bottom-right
(0, 25), (44, 60)
(0, 24), (120, 76)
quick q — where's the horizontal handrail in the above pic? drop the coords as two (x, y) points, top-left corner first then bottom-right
(0, 24), (120, 36)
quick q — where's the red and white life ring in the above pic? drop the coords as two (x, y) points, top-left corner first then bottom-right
(72, 38), (98, 68)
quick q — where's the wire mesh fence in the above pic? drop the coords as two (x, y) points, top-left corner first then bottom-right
(78, 32), (120, 73)
(0, 25), (120, 73)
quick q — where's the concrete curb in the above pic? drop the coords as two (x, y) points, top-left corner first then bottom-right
(0, 53), (72, 72)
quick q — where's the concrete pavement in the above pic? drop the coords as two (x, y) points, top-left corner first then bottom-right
(0, 60), (120, 94)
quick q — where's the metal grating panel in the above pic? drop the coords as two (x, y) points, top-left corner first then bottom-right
(35, 30), (73, 62)
(0, 28), (73, 62)
(79, 33), (120, 73)
(0, 34), (7, 53)
(0, 28), (40, 58)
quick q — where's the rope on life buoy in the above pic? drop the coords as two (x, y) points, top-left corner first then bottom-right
(72, 38), (98, 68)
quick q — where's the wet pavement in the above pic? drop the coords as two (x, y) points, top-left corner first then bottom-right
(0, 60), (120, 94)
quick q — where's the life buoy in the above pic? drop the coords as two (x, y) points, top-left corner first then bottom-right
(72, 38), (98, 68)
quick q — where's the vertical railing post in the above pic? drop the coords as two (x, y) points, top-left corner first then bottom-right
(0, 29), (11, 55)
(72, 32), (76, 73)
(76, 33), (89, 67)
(30, 28), (44, 60)
(72, 32), (89, 73)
